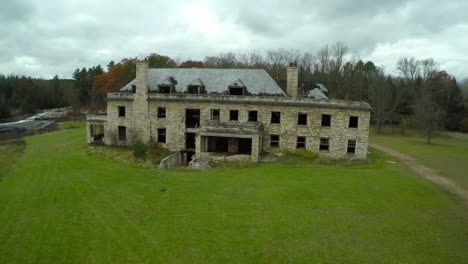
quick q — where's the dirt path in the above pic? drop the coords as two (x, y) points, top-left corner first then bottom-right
(370, 143), (468, 208)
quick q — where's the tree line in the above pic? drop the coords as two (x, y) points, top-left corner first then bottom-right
(0, 75), (72, 119)
(1, 42), (466, 140)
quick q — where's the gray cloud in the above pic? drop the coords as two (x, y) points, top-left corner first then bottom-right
(0, 0), (466, 80)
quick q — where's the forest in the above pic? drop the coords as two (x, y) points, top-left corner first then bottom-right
(1, 42), (467, 136)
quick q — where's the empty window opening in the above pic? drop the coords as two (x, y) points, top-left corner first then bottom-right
(320, 138), (329, 151)
(185, 133), (196, 149)
(211, 109), (220, 121)
(230, 110), (239, 121)
(157, 107), (166, 118)
(298, 113), (307, 125)
(185, 109), (200, 128)
(187, 86), (199, 94)
(118, 126), (126, 141)
(271, 112), (281, 124)
(203, 136), (252, 155)
(321, 114), (331, 127)
(270, 135), (280, 148)
(118, 106), (125, 117)
(349, 116), (359, 128)
(229, 87), (245, 95)
(157, 128), (166, 143)
(296, 136), (306, 149)
(347, 140), (356, 154)
(131, 85), (136, 93)
(248, 110), (258, 122)
(159, 86), (171, 93)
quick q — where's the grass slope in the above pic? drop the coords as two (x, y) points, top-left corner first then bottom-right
(370, 130), (468, 190)
(0, 127), (468, 263)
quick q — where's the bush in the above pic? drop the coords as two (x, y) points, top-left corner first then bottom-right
(281, 148), (319, 160)
(132, 140), (147, 159)
(400, 118), (409, 135)
(460, 117), (468, 133)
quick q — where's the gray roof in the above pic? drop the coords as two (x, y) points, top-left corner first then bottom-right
(121, 68), (286, 96)
(317, 83), (328, 93)
(307, 88), (329, 100)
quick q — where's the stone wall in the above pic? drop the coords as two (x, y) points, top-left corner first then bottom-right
(105, 93), (370, 160)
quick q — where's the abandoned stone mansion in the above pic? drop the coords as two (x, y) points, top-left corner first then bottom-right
(86, 61), (371, 163)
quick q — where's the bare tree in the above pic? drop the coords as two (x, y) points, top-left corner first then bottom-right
(413, 60), (444, 143)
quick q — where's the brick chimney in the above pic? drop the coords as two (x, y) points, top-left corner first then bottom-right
(287, 61), (299, 99)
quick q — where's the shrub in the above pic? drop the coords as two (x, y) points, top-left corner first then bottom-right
(282, 148), (319, 160)
(132, 140), (147, 159)
(460, 117), (468, 133)
(400, 118), (409, 135)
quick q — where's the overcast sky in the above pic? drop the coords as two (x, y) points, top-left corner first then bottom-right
(1, 0), (467, 80)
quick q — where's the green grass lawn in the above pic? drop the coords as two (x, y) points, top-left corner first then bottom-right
(1, 126), (468, 263)
(370, 129), (468, 190)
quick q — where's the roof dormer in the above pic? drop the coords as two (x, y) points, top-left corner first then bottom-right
(157, 77), (177, 93)
(228, 78), (247, 95)
(186, 78), (206, 94)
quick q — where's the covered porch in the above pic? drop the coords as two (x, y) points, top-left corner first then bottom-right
(86, 113), (107, 145)
(195, 121), (262, 162)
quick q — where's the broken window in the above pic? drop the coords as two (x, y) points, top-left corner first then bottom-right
(321, 114), (331, 127)
(349, 116), (359, 128)
(347, 140), (356, 154)
(118, 106), (125, 117)
(320, 138), (329, 151)
(296, 136), (306, 149)
(230, 110), (239, 121)
(187, 86), (199, 94)
(158, 128), (166, 143)
(211, 109), (220, 121)
(271, 112), (281, 124)
(157, 107), (166, 118)
(270, 134), (280, 148)
(298, 113), (307, 125)
(248, 110), (258, 122)
(159, 86), (171, 93)
(229, 87), (244, 95)
(185, 109), (200, 128)
(131, 85), (136, 93)
(118, 126), (126, 141)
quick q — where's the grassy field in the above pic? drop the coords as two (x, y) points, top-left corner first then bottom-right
(1, 126), (468, 263)
(370, 129), (468, 190)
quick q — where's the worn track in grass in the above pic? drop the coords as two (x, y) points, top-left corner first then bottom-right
(370, 143), (468, 208)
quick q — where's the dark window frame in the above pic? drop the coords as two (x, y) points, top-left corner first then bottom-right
(248, 110), (258, 122)
(211, 109), (220, 121)
(298, 113), (307, 125)
(347, 139), (356, 154)
(319, 137), (329, 151)
(118, 126), (126, 141)
(229, 110), (239, 121)
(270, 134), (280, 148)
(271, 111), (281, 124)
(118, 106), (125, 117)
(349, 116), (359, 128)
(296, 136), (306, 149)
(187, 86), (199, 94)
(157, 107), (166, 119)
(229, 87), (245, 95)
(157, 128), (167, 143)
(321, 114), (331, 127)
(159, 86), (171, 94)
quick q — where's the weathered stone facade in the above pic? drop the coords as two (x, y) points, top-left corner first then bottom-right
(87, 61), (371, 163)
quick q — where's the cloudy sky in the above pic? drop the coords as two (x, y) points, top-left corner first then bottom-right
(1, 0), (467, 80)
